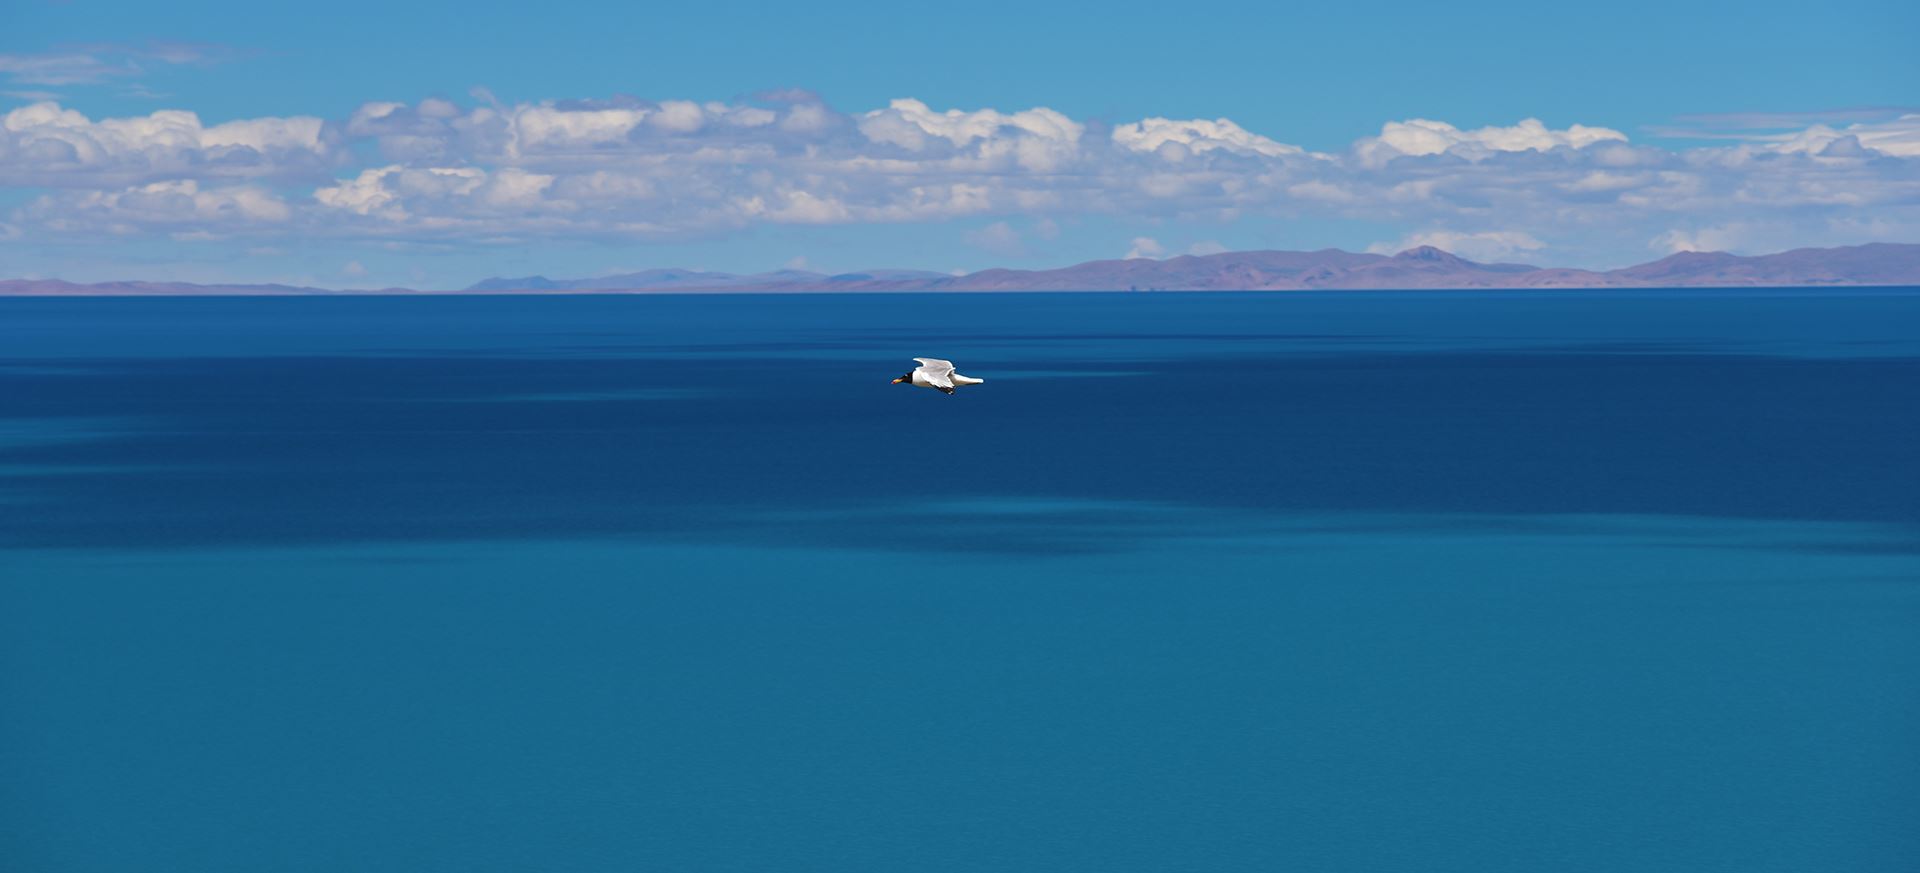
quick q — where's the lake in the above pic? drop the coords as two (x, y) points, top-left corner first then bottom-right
(3, 289), (1917, 872)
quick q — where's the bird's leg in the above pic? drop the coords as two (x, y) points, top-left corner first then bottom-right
(938, 386), (955, 395)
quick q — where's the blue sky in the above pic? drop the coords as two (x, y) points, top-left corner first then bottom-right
(3, 0), (1916, 286)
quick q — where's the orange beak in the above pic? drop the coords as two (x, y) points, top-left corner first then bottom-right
(891, 376), (907, 384)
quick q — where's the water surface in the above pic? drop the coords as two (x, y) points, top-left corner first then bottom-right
(3, 290), (1917, 872)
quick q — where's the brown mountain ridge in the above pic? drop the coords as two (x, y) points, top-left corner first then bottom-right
(4, 243), (1917, 295)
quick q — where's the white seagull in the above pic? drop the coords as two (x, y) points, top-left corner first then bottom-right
(892, 358), (985, 395)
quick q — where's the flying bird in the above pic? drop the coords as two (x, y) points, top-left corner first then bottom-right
(892, 358), (984, 395)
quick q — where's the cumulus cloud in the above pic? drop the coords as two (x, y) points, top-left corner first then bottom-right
(1763, 114), (1920, 157)
(859, 98), (1080, 149)
(1125, 237), (1164, 259)
(1354, 117), (1627, 167)
(22, 180), (291, 235)
(312, 164), (579, 232)
(1368, 230), (1546, 262)
(4, 93), (1918, 265)
(1112, 117), (1305, 160)
(1, 101), (333, 186)
(858, 98), (1084, 172)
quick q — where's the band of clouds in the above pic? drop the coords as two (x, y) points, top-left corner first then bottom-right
(4, 90), (1918, 258)
(0, 42), (235, 88)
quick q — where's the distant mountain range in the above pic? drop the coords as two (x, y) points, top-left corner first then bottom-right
(464, 268), (955, 293)
(6, 243), (1918, 295)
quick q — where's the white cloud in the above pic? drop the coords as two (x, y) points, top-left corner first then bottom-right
(345, 101), (407, 132)
(0, 101), (332, 187)
(780, 102), (834, 134)
(1645, 217), (1913, 257)
(1355, 117), (1627, 166)
(481, 168), (555, 207)
(1188, 240), (1228, 256)
(1112, 117), (1304, 159)
(857, 98), (1083, 172)
(860, 98), (1081, 149)
(23, 179), (291, 234)
(1125, 237), (1164, 259)
(741, 189), (851, 224)
(965, 220), (1024, 255)
(313, 165), (486, 219)
(6, 92), (1917, 267)
(514, 104), (649, 148)
(199, 115), (329, 152)
(649, 100), (706, 133)
(1287, 180), (1355, 203)
(0, 53), (130, 86)
(1651, 229), (1709, 253)
(0, 43), (231, 86)
(1562, 171), (1645, 193)
(1367, 230), (1546, 262)
(1765, 114), (1920, 157)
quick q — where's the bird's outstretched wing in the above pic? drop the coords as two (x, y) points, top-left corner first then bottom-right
(912, 358), (957, 389)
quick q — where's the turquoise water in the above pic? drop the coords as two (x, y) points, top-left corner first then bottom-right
(3, 291), (1917, 871)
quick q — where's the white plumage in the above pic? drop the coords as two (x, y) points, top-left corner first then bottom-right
(894, 358), (985, 395)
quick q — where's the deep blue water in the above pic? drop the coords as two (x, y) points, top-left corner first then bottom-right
(2, 290), (1917, 872)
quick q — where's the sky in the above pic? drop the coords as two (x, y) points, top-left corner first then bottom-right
(2, 0), (1917, 287)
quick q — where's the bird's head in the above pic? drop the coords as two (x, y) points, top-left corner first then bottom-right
(891, 373), (912, 384)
